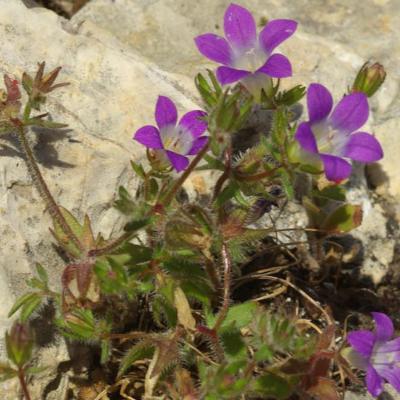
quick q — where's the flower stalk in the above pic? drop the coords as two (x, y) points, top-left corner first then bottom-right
(16, 123), (84, 254)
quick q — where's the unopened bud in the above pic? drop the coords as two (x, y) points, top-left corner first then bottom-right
(352, 62), (386, 97)
(5, 322), (33, 367)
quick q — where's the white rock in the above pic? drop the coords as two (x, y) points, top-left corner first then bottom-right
(0, 0), (199, 347)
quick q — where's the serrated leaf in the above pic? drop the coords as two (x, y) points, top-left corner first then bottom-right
(20, 295), (42, 322)
(255, 344), (273, 362)
(124, 217), (152, 233)
(100, 340), (111, 364)
(116, 243), (153, 265)
(81, 214), (95, 249)
(8, 293), (39, 318)
(220, 327), (246, 360)
(254, 373), (292, 399)
(118, 343), (155, 378)
(206, 302), (257, 332)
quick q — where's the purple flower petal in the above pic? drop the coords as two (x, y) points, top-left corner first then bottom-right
(330, 92), (369, 133)
(376, 337), (400, 355)
(133, 125), (163, 149)
(179, 110), (208, 138)
(155, 96), (178, 129)
(344, 132), (383, 163)
(295, 122), (318, 153)
(216, 66), (250, 85)
(347, 330), (376, 358)
(257, 53), (292, 78)
(373, 312), (394, 342)
(378, 367), (400, 392)
(224, 3), (257, 50)
(366, 365), (384, 397)
(166, 150), (189, 172)
(188, 136), (208, 155)
(307, 83), (333, 123)
(259, 19), (297, 54)
(320, 154), (352, 182)
(194, 34), (232, 65)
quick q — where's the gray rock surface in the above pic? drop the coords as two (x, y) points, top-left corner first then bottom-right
(0, 0), (399, 398)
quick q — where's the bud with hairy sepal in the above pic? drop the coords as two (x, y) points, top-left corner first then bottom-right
(352, 62), (386, 97)
(5, 322), (33, 368)
(22, 61), (69, 110)
(0, 75), (22, 133)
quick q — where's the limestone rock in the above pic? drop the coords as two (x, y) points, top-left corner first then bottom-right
(0, 0), (198, 348)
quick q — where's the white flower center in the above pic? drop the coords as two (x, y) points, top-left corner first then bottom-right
(312, 121), (349, 155)
(233, 44), (267, 73)
(160, 125), (193, 154)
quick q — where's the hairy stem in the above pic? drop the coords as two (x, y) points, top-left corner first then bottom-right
(213, 242), (232, 332)
(203, 254), (220, 294)
(211, 147), (232, 203)
(16, 125), (84, 253)
(89, 231), (136, 257)
(18, 368), (31, 400)
(161, 142), (210, 207)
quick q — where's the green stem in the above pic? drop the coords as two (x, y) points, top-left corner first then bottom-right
(161, 142), (210, 207)
(18, 368), (31, 400)
(16, 125), (84, 253)
(23, 101), (32, 122)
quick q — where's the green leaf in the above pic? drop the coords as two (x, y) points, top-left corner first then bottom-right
(276, 85), (306, 107)
(0, 362), (17, 382)
(35, 263), (49, 283)
(118, 343), (155, 378)
(253, 373), (293, 399)
(124, 217), (153, 233)
(148, 178), (159, 200)
(130, 160), (146, 179)
(117, 243), (153, 265)
(322, 204), (363, 233)
(8, 293), (39, 318)
(20, 295), (42, 322)
(100, 340), (111, 364)
(206, 302), (257, 332)
(195, 72), (217, 107)
(280, 169), (294, 200)
(214, 181), (239, 208)
(25, 118), (68, 129)
(25, 365), (48, 375)
(220, 327), (247, 361)
(255, 344), (273, 362)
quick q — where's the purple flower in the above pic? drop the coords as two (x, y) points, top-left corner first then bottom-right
(347, 312), (400, 397)
(194, 3), (297, 88)
(295, 83), (383, 182)
(133, 96), (208, 172)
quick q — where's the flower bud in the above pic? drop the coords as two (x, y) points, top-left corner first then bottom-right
(23, 62), (69, 110)
(5, 322), (33, 367)
(352, 62), (386, 97)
